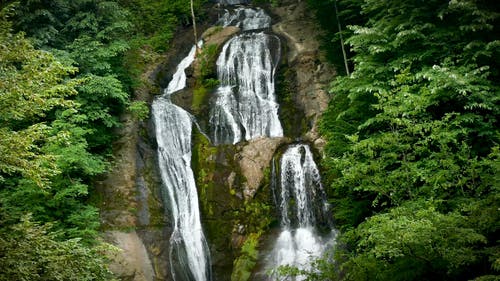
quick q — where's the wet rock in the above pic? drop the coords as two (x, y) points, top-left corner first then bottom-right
(137, 228), (172, 281)
(236, 137), (288, 200)
(96, 37), (171, 281)
(202, 26), (240, 47)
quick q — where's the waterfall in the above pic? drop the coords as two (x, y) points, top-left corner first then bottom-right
(218, 7), (271, 31)
(209, 8), (283, 145)
(152, 43), (212, 281)
(267, 144), (335, 280)
(278, 145), (325, 229)
(166, 42), (203, 95)
(209, 33), (283, 144)
(217, 0), (250, 5)
(153, 4), (333, 280)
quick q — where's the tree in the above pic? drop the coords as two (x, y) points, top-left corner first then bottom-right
(0, 214), (115, 281)
(0, 8), (115, 278)
(0, 10), (77, 186)
(191, 0), (199, 49)
(316, 0), (500, 279)
(10, 0), (132, 154)
(339, 201), (489, 281)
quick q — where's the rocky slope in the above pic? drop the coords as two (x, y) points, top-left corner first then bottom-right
(271, 0), (335, 152)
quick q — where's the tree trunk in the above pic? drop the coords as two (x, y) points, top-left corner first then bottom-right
(190, 0), (200, 53)
(334, 0), (350, 76)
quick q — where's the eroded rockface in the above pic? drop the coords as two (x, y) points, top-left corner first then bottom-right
(94, 22), (215, 281)
(95, 71), (171, 281)
(271, 0), (335, 153)
(97, 1), (334, 280)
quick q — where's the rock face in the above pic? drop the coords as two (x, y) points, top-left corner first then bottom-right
(236, 137), (288, 200)
(95, 44), (173, 281)
(105, 231), (155, 281)
(202, 26), (240, 47)
(95, 103), (172, 281)
(271, 0), (335, 152)
(95, 113), (139, 229)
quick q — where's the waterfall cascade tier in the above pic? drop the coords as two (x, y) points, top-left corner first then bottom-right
(217, 0), (249, 5)
(276, 145), (327, 229)
(209, 27), (283, 144)
(166, 42), (203, 95)
(267, 144), (335, 280)
(218, 7), (271, 30)
(153, 44), (212, 281)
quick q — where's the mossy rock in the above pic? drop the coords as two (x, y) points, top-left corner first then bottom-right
(276, 64), (307, 138)
(191, 130), (279, 279)
(231, 232), (261, 281)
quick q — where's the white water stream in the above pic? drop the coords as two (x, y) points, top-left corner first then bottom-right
(266, 144), (336, 280)
(217, 0), (249, 5)
(218, 7), (271, 30)
(152, 43), (211, 281)
(210, 9), (283, 144)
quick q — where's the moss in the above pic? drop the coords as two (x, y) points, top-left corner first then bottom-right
(191, 128), (275, 276)
(227, 160), (276, 280)
(122, 42), (161, 90)
(199, 43), (219, 80)
(192, 85), (208, 113)
(193, 139), (238, 246)
(192, 131), (217, 179)
(275, 65), (306, 138)
(190, 44), (221, 116)
(233, 201), (273, 234)
(231, 232), (261, 281)
(203, 26), (224, 38)
(146, 184), (166, 227)
(116, 226), (137, 233)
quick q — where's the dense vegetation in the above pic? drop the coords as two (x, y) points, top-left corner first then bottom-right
(0, 0), (204, 279)
(305, 0), (499, 280)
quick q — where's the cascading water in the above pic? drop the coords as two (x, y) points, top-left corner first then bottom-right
(209, 7), (336, 278)
(217, 7), (271, 31)
(152, 43), (212, 281)
(209, 9), (283, 145)
(217, 0), (249, 5)
(266, 144), (335, 280)
(166, 41), (203, 94)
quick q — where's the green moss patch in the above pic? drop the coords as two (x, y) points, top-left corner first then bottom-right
(231, 232), (261, 281)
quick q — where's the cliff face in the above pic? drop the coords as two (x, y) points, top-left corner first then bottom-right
(271, 0), (335, 151)
(97, 1), (334, 280)
(95, 65), (171, 281)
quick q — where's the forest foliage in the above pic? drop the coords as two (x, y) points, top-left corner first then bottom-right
(0, 0), (204, 279)
(304, 0), (500, 280)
